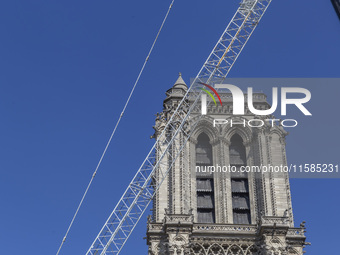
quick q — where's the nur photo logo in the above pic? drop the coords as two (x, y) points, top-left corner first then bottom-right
(199, 83), (312, 128)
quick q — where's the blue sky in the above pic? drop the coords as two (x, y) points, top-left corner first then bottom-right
(0, 0), (339, 254)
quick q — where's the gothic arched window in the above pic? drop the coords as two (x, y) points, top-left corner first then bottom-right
(196, 133), (215, 223)
(229, 134), (251, 224)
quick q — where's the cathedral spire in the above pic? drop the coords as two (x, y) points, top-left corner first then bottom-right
(172, 72), (187, 90)
(163, 73), (187, 109)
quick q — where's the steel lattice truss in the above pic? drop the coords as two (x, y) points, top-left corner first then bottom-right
(86, 1), (272, 254)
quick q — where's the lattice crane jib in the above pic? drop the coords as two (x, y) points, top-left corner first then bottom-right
(86, 1), (272, 254)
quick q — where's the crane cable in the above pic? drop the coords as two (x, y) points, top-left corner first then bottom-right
(56, 1), (175, 254)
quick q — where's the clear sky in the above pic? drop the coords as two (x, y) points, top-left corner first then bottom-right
(0, 0), (339, 254)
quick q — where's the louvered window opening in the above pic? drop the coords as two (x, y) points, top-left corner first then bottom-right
(230, 134), (251, 224)
(196, 133), (215, 223)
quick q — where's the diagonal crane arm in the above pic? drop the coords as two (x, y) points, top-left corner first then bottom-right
(86, 1), (272, 254)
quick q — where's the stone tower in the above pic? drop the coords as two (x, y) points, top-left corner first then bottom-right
(147, 74), (307, 255)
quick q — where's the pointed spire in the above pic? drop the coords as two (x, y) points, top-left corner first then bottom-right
(173, 72), (187, 90)
(163, 73), (187, 105)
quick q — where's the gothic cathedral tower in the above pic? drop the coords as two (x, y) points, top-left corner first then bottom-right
(147, 74), (307, 255)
